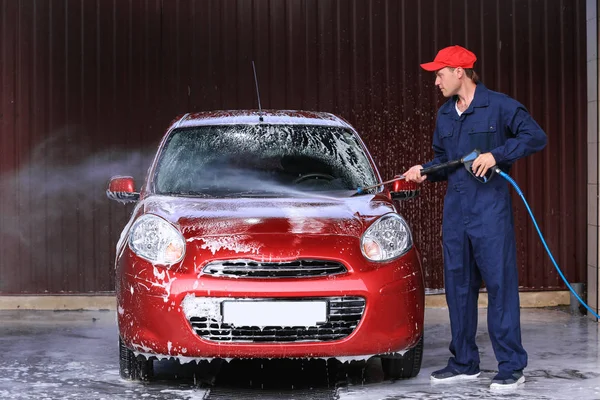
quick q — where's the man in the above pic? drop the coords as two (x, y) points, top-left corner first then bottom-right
(403, 45), (547, 389)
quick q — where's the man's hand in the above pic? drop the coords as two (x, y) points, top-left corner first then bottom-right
(403, 165), (427, 183)
(471, 152), (496, 177)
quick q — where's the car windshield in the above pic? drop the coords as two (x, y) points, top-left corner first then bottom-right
(153, 124), (378, 197)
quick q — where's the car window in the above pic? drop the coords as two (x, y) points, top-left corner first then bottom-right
(153, 124), (378, 197)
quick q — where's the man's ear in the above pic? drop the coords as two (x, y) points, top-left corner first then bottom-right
(455, 67), (464, 78)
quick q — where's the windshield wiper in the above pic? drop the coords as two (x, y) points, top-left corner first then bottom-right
(166, 191), (215, 198)
(223, 190), (284, 198)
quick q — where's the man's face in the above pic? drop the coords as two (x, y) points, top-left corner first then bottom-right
(434, 67), (460, 97)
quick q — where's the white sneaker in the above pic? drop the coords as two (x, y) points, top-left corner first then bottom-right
(430, 366), (481, 384)
(489, 370), (525, 389)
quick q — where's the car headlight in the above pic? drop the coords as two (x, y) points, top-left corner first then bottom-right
(129, 214), (185, 265)
(361, 213), (413, 261)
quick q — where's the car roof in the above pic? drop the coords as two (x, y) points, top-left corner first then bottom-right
(173, 110), (353, 130)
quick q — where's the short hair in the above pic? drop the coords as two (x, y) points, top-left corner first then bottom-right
(446, 67), (479, 83)
(463, 68), (479, 83)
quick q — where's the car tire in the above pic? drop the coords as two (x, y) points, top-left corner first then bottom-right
(380, 335), (424, 380)
(119, 337), (154, 381)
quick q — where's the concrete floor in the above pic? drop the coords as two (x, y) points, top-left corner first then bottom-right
(0, 307), (598, 400)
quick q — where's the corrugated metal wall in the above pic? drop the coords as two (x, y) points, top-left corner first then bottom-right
(0, 0), (587, 293)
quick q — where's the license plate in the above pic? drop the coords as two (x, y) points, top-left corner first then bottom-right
(222, 300), (327, 327)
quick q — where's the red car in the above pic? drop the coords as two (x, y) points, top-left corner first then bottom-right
(107, 110), (424, 382)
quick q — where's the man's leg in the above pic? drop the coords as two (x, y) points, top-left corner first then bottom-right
(471, 228), (528, 379)
(431, 226), (481, 381)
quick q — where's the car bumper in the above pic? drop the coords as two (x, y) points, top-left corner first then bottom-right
(117, 241), (424, 360)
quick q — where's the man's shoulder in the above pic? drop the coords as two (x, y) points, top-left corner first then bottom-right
(485, 87), (524, 110)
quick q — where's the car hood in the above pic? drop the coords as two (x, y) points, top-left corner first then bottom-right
(140, 194), (396, 238)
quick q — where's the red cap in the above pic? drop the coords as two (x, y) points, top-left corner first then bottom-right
(420, 45), (477, 71)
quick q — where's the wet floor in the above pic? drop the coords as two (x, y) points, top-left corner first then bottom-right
(0, 307), (598, 399)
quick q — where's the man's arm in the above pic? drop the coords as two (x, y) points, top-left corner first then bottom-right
(490, 106), (547, 165)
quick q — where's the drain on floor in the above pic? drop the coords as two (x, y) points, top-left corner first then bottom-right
(205, 387), (339, 400)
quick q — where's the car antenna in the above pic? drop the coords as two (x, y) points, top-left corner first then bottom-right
(252, 61), (264, 122)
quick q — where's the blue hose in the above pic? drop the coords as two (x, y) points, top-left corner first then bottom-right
(496, 168), (600, 320)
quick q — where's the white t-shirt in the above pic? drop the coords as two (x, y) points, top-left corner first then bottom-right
(455, 101), (463, 116)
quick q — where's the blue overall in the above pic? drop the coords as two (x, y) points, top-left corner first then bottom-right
(422, 83), (547, 375)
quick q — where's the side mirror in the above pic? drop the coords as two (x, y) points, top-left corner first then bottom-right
(106, 176), (140, 204)
(390, 178), (419, 200)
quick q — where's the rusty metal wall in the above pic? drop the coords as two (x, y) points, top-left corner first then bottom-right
(0, 0), (587, 293)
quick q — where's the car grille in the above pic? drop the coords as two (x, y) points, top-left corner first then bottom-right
(188, 296), (366, 343)
(202, 259), (347, 278)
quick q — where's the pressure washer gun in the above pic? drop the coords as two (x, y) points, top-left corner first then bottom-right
(356, 149), (489, 194)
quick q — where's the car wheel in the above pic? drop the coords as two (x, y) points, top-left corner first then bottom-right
(380, 335), (424, 380)
(119, 337), (154, 381)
